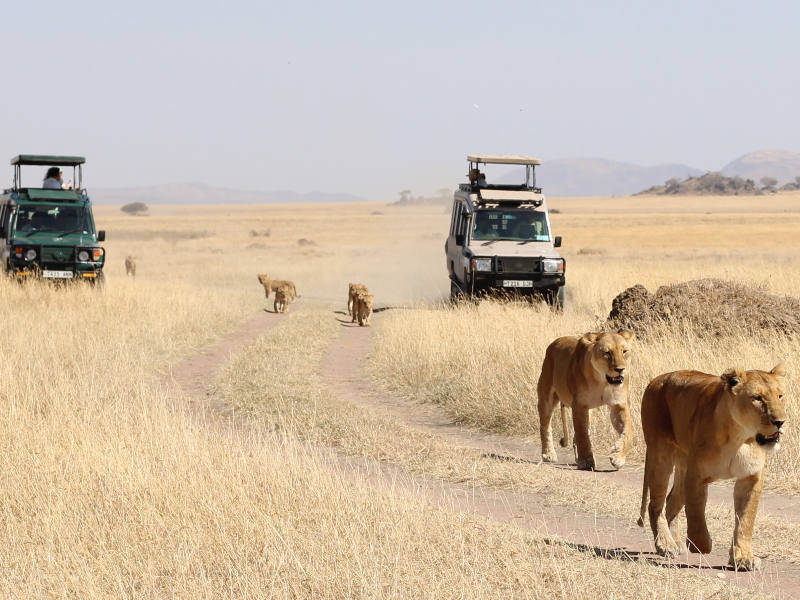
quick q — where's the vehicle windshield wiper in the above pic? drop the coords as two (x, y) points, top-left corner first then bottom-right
(481, 238), (515, 246)
(55, 229), (86, 239)
(21, 229), (42, 238)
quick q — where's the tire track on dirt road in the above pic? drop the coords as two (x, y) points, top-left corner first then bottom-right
(319, 317), (800, 597)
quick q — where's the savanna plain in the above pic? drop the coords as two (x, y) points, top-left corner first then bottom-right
(2, 193), (800, 598)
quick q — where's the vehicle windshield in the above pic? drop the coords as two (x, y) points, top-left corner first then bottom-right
(14, 204), (91, 237)
(471, 209), (550, 242)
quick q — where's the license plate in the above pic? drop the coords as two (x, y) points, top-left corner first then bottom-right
(502, 280), (532, 288)
(42, 270), (74, 279)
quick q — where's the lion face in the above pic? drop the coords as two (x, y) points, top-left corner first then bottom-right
(723, 365), (787, 448)
(257, 274), (269, 285)
(583, 330), (635, 387)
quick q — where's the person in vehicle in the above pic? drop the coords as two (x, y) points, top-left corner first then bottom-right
(513, 213), (547, 240)
(472, 213), (497, 240)
(42, 167), (63, 189)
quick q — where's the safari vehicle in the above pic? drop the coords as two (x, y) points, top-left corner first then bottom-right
(445, 154), (565, 306)
(0, 155), (106, 283)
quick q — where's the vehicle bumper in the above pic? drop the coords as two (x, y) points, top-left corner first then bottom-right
(9, 262), (104, 281)
(470, 272), (564, 294)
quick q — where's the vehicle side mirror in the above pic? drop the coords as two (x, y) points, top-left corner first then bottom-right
(455, 233), (465, 246)
(97, 230), (106, 242)
(554, 235), (562, 248)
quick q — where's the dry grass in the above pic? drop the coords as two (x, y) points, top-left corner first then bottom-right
(215, 308), (773, 597)
(2, 194), (798, 596)
(217, 308), (800, 570)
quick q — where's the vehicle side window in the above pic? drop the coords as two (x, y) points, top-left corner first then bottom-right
(456, 205), (468, 239)
(451, 202), (461, 236)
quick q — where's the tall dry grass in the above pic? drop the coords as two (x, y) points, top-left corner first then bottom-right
(370, 262), (800, 493)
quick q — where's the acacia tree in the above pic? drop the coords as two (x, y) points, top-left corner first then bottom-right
(760, 176), (778, 191)
(120, 202), (149, 215)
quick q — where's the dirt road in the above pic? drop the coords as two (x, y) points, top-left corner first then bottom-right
(169, 305), (800, 598)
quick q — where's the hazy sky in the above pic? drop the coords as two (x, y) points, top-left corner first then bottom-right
(2, 0), (798, 199)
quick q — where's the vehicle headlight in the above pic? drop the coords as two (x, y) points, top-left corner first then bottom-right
(542, 258), (564, 273)
(78, 250), (90, 262)
(471, 258), (492, 272)
(24, 249), (37, 261)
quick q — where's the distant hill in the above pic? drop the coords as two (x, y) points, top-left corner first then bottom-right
(90, 183), (365, 205)
(721, 149), (800, 184)
(531, 158), (703, 197)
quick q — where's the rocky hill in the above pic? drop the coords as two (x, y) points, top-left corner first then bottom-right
(721, 149), (800, 184)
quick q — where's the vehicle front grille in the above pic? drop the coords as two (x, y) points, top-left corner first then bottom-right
(496, 257), (540, 274)
(41, 247), (74, 264)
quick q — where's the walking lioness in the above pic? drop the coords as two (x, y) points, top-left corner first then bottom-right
(638, 365), (787, 571)
(537, 330), (635, 470)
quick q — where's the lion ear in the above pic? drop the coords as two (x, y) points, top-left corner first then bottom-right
(770, 363), (786, 378)
(721, 368), (746, 392)
(617, 329), (635, 342)
(581, 332), (600, 345)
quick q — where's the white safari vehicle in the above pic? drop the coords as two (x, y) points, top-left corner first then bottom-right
(445, 154), (565, 306)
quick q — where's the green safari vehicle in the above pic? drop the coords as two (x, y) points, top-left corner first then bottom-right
(0, 155), (106, 283)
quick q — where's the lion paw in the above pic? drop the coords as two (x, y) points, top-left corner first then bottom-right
(609, 453), (626, 469)
(686, 532), (712, 554)
(729, 548), (761, 572)
(541, 451), (557, 463)
(559, 436), (571, 448)
(654, 533), (682, 558)
(576, 456), (596, 471)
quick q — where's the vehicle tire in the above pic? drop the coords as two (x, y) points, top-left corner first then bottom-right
(93, 271), (106, 289)
(450, 280), (463, 304)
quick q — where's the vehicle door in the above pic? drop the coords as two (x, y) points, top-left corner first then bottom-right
(445, 199), (462, 279)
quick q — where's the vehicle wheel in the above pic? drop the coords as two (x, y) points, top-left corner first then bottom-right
(450, 280), (462, 304)
(93, 271), (106, 289)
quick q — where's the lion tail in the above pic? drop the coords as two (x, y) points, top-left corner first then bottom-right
(637, 461), (648, 527)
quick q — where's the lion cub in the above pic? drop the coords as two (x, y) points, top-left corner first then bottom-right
(124, 255), (136, 277)
(273, 285), (290, 314)
(257, 274), (297, 302)
(537, 330), (635, 470)
(638, 365), (787, 571)
(348, 283), (368, 316)
(354, 293), (374, 326)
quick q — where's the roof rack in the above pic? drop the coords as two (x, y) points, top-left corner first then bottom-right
(10, 154), (85, 191)
(467, 154), (541, 166)
(466, 154), (542, 191)
(11, 155), (85, 166)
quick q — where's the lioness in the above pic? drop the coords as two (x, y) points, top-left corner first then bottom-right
(355, 293), (374, 326)
(274, 285), (290, 314)
(257, 274), (297, 302)
(348, 283), (368, 316)
(638, 365), (787, 571)
(125, 255), (136, 277)
(537, 330), (635, 470)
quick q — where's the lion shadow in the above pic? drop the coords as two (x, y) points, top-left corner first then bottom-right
(552, 540), (739, 571)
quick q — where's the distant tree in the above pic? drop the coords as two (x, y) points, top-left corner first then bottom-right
(664, 178), (681, 194)
(760, 176), (778, 191)
(397, 190), (412, 203)
(120, 202), (149, 216)
(795, 175), (800, 187)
